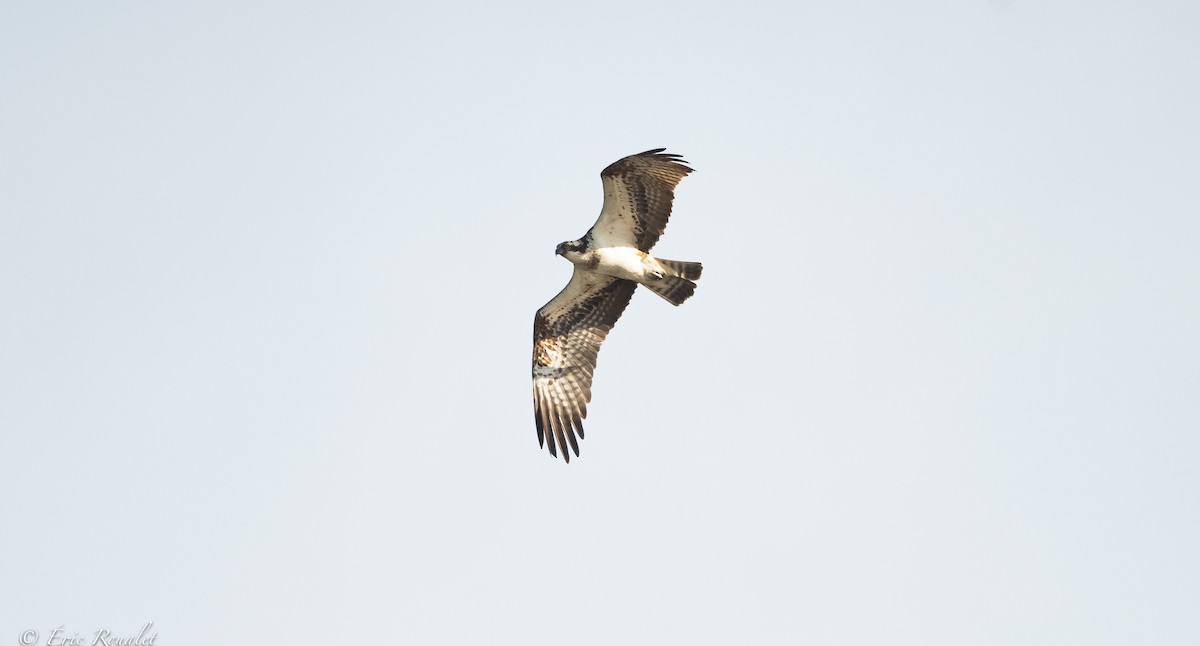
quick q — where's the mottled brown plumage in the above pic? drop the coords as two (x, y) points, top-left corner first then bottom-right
(591, 149), (694, 252)
(532, 271), (637, 461)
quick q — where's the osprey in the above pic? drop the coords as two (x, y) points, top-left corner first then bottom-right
(532, 148), (702, 462)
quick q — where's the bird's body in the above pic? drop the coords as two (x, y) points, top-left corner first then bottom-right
(562, 246), (654, 283)
(532, 148), (702, 462)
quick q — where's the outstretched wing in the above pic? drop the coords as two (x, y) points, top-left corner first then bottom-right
(588, 148), (695, 252)
(532, 268), (638, 462)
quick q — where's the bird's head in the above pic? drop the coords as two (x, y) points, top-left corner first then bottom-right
(555, 239), (587, 259)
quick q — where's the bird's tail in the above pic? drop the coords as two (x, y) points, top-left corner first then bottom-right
(645, 258), (702, 306)
(657, 258), (703, 281)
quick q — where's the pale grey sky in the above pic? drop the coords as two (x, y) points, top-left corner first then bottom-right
(2, 1), (1198, 644)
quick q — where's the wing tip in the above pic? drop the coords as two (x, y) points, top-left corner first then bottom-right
(535, 398), (579, 463)
(602, 148), (694, 177)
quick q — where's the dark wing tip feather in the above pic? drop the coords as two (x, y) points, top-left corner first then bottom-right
(545, 414), (558, 458)
(601, 148), (694, 178)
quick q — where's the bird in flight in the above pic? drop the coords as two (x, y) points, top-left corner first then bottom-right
(532, 148), (702, 462)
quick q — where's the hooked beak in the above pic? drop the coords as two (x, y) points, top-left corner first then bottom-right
(555, 243), (564, 256)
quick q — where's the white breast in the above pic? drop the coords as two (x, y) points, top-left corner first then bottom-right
(591, 247), (648, 282)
